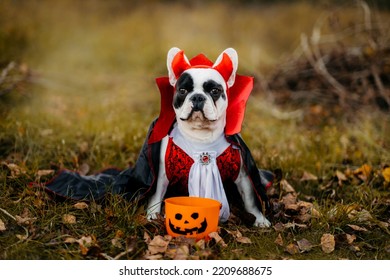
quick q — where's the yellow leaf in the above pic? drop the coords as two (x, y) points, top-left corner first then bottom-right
(382, 167), (390, 183)
(354, 164), (372, 181)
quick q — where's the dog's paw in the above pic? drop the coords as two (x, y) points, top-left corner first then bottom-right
(146, 211), (159, 221)
(253, 217), (271, 228)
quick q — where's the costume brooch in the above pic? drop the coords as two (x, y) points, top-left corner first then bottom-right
(199, 152), (212, 165)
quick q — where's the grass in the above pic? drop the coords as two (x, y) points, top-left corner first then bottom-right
(1, 0), (390, 260)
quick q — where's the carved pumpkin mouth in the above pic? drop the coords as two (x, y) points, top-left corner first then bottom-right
(168, 218), (208, 235)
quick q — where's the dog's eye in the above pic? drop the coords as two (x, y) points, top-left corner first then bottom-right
(210, 88), (221, 95)
(178, 88), (188, 95)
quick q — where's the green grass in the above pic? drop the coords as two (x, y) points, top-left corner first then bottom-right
(1, 0), (389, 260)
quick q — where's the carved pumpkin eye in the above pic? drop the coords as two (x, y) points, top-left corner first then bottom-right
(191, 212), (199, 220)
(175, 213), (182, 220)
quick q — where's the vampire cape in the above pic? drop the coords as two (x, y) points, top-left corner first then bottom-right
(43, 54), (273, 218)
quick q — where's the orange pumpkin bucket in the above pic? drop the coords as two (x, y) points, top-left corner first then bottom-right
(165, 196), (221, 240)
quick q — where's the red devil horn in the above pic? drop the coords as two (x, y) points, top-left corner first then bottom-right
(212, 53), (233, 83)
(171, 50), (191, 79)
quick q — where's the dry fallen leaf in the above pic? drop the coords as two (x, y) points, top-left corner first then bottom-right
(297, 238), (313, 252)
(285, 203), (300, 212)
(196, 239), (206, 250)
(174, 245), (190, 260)
(284, 222), (308, 230)
(143, 232), (152, 244)
(2, 162), (27, 178)
(111, 230), (125, 249)
(346, 234), (356, 244)
(321, 233), (335, 253)
(347, 224), (368, 232)
(335, 170), (348, 185)
(64, 237), (78, 243)
(16, 234), (28, 240)
(280, 179), (296, 193)
(77, 235), (98, 255)
(310, 207), (322, 218)
(281, 193), (298, 207)
(300, 171), (318, 181)
(273, 222), (285, 232)
(0, 218), (6, 231)
(147, 235), (172, 255)
(208, 232), (227, 247)
(348, 209), (373, 223)
(73, 202), (89, 210)
(285, 243), (300, 255)
(236, 236), (252, 244)
(274, 233), (284, 246)
(15, 208), (37, 226)
(62, 214), (77, 224)
(35, 169), (55, 180)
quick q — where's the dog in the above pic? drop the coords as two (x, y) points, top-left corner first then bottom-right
(146, 47), (271, 227)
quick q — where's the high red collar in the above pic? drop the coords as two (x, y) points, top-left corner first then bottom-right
(148, 54), (253, 144)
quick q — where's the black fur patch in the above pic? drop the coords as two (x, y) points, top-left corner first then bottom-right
(173, 73), (194, 109)
(203, 80), (225, 103)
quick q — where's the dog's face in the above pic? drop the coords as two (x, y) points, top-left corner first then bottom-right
(173, 68), (227, 129)
(167, 48), (238, 143)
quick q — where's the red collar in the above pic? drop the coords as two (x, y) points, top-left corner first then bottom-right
(148, 54), (253, 144)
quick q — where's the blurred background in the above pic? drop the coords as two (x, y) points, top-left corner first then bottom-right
(0, 0), (389, 172)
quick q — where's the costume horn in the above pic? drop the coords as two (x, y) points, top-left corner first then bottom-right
(167, 48), (191, 86)
(212, 53), (233, 84)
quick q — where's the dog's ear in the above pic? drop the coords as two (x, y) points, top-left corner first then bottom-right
(167, 47), (191, 86)
(213, 48), (238, 88)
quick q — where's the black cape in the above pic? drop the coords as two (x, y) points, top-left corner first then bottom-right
(44, 119), (273, 217)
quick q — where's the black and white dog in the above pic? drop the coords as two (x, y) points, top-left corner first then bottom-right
(146, 47), (271, 227)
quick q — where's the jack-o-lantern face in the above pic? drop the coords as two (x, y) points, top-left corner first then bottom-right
(168, 211), (208, 236)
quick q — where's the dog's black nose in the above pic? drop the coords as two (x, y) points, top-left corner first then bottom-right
(190, 94), (206, 111)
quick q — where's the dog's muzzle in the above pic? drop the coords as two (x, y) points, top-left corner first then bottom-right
(190, 94), (206, 112)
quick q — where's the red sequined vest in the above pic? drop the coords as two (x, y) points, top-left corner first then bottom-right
(165, 137), (241, 196)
